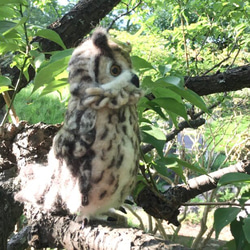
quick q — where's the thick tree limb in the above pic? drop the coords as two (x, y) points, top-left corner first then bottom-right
(7, 212), (189, 250)
(185, 65), (250, 96)
(33, 0), (122, 51)
(0, 179), (23, 250)
(136, 160), (250, 226)
(0, 122), (249, 248)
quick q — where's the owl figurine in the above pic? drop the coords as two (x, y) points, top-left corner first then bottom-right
(15, 28), (143, 223)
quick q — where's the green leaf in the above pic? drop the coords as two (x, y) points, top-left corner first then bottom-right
(144, 100), (168, 121)
(218, 173), (250, 186)
(0, 0), (27, 4)
(231, 218), (250, 249)
(33, 54), (70, 92)
(141, 75), (153, 88)
(140, 123), (165, 157)
(0, 75), (13, 93)
(36, 29), (66, 50)
(164, 76), (182, 87)
(0, 6), (15, 19)
(0, 86), (12, 94)
(40, 79), (68, 96)
(131, 56), (154, 72)
(243, 217), (250, 243)
(214, 207), (241, 239)
(0, 20), (16, 34)
(152, 97), (188, 120)
(153, 87), (182, 102)
(174, 158), (207, 175)
(0, 42), (20, 54)
(220, 240), (236, 250)
(158, 64), (172, 76)
(154, 78), (209, 113)
(0, 75), (12, 86)
(154, 158), (186, 182)
(239, 189), (250, 206)
(133, 180), (147, 199)
(170, 87), (209, 113)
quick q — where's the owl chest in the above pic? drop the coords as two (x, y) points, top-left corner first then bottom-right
(90, 106), (139, 171)
(86, 106), (139, 207)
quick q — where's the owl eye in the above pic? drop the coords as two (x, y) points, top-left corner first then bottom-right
(110, 64), (122, 76)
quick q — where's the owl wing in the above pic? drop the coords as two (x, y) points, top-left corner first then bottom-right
(52, 103), (97, 206)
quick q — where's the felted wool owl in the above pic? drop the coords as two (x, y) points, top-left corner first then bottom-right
(15, 28), (143, 223)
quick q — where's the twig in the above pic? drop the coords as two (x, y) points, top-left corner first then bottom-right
(141, 118), (206, 154)
(201, 38), (240, 76)
(0, 4), (30, 127)
(123, 204), (146, 231)
(107, 0), (142, 30)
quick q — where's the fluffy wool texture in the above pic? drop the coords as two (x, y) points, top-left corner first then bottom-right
(15, 28), (143, 221)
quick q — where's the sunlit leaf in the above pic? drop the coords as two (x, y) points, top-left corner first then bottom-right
(174, 158), (207, 175)
(158, 64), (172, 76)
(33, 56), (70, 92)
(140, 123), (165, 157)
(0, 75), (12, 86)
(164, 76), (182, 87)
(218, 173), (250, 186)
(36, 29), (66, 50)
(0, 86), (12, 94)
(0, 42), (20, 54)
(131, 56), (154, 72)
(152, 97), (188, 120)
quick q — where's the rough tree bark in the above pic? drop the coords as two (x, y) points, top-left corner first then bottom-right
(185, 65), (250, 96)
(34, 0), (122, 51)
(1, 122), (249, 249)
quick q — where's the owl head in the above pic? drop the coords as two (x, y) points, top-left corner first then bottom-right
(67, 28), (142, 109)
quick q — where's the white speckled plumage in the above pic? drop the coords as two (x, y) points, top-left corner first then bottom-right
(15, 28), (143, 222)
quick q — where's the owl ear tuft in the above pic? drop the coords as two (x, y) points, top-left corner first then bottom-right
(92, 28), (109, 49)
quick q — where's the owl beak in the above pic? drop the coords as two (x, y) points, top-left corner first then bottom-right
(131, 74), (140, 88)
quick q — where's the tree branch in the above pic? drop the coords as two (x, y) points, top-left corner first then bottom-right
(136, 160), (250, 226)
(185, 64), (250, 96)
(7, 212), (188, 250)
(1, 122), (249, 248)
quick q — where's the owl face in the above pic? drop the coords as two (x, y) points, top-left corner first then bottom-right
(68, 28), (140, 102)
